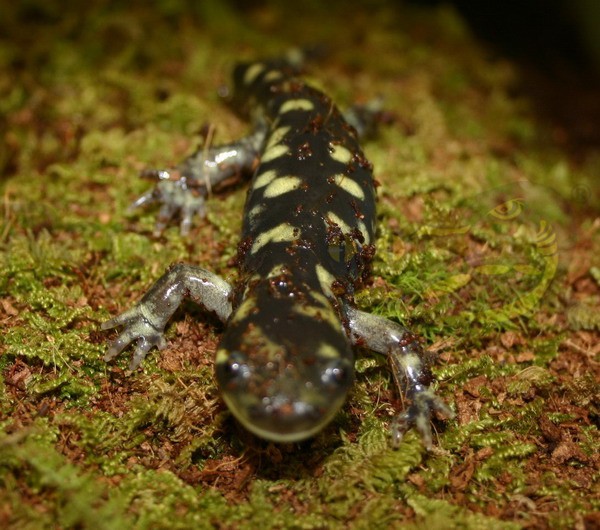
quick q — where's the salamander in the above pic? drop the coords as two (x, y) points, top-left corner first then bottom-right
(102, 51), (453, 447)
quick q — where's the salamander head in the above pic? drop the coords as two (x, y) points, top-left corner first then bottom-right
(215, 282), (354, 442)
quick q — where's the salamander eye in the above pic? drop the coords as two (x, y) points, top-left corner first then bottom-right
(320, 359), (353, 389)
(218, 351), (251, 385)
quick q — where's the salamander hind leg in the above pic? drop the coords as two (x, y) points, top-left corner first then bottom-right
(386, 342), (454, 450)
(102, 264), (233, 370)
(346, 306), (454, 449)
(343, 97), (393, 140)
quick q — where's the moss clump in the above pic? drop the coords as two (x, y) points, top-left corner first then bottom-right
(1, 1), (598, 528)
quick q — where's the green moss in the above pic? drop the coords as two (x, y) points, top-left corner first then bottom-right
(0, 427), (133, 529)
(405, 493), (522, 530)
(1, 0), (597, 528)
(567, 298), (600, 330)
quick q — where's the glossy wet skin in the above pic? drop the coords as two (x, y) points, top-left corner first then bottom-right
(215, 277), (354, 442)
(216, 347), (354, 442)
(208, 61), (376, 441)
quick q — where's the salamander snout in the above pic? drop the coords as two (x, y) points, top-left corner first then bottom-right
(216, 349), (353, 442)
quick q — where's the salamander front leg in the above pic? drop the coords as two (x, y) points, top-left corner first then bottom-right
(131, 126), (268, 236)
(130, 170), (208, 236)
(102, 264), (233, 370)
(346, 306), (454, 449)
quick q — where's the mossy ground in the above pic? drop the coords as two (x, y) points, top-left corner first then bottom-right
(1, 1), (598, 529)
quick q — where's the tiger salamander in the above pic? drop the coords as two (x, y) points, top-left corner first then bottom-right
(102, 52), (453, 447)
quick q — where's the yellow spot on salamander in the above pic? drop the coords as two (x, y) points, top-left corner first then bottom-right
(326, 212), (352, 233)
(263, 176), (302, 198)
(293, 301), (341, 332)
(310, 290), (333, 309)
(263, 70), (284, 83)
(315, 264), (336, 295)
(251, 223), (298, 254)
(279, 99), (315, 113)
(261, 144), (289, 163)
(333, 174), (365, 200)
(317, 342), (342, 359)
(248, 203), (265, 220)
(244, 63), (266, 85)
(229, 293), (258, 323)
(357, 219), (370, 244)
(329, 143), (353, 165)
(266, 264), (288, 278)
(266, 126), (291, 149)
(253, 169), (278, 189)
(215, 348), (229, 365)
